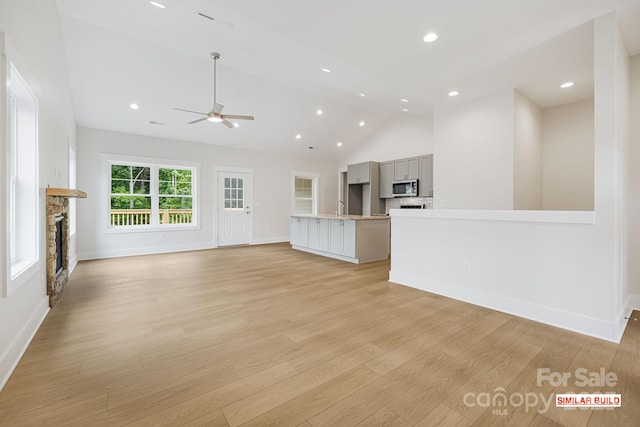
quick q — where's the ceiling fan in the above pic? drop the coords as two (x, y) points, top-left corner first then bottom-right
(174, 52), (254, 128)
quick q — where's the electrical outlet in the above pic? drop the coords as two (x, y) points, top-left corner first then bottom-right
(463, 262), (471, 273)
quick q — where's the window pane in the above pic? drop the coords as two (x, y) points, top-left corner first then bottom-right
(110, 196), (151, 226)
(231, 199), (237, 209)
(159, 168), (193, 196)
(295, 199), (313, 215)
(238, 179), (243, 189)
(225, 178), (230, 188)
(158, 197), (193, 225)
(238, 200), (243, 209)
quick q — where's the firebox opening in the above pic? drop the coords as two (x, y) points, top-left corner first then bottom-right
(55, 214), (64, 277)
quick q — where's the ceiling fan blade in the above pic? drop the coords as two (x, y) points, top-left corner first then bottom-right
(188, 117), (209, 124)
(221, 119), (234, 128)
(213, 103), (224, 114)
(222, 114), (254, 120)
(174, 108), (208, 115)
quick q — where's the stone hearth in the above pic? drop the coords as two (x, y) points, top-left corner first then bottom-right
(46, 188), (86, 307)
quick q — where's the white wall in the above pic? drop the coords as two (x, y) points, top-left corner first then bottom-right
(342, 114), (433, 167)
(628, 54), (640, 306)
(433, 90), (515, 209)
(542, 99), (594, 210)
(0, 0), (76, 389)
(513, 91), (543, 210)
(77, 127), (338, 259)
(390, 13), (631, 343)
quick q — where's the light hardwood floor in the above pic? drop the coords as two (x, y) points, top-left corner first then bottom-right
(0, 243), (638, 426)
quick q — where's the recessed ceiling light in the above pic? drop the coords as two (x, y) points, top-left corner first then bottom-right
(295, 134), (302, 140)
(423, 32), (438, 43)
(207, 116), (223, 123)
(359, 121), (365, 127)
(150, 1), (166, 9)
(130, 103), (139, 110)
(448, 90), (459, 97)
(308, 146), (314, 150)
(359, 93), (366, 97)
(401, 98), (409, 103)
(337, 142), (343, 147)
(316, 109), (323, 116)
(402, 108), (409, 112)
(560, 81), (574, 89)
(233, 122), (239, 128)
(321, 68), (331, 73)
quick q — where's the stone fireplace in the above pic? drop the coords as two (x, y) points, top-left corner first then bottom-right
(46, 188), (86, 307)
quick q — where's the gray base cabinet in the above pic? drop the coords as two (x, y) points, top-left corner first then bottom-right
(290, 216), (389, 264)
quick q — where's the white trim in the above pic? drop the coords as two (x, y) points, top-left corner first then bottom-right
(252, 236), (289, 245)
(78, 241), (215, 261)
(103, 224), (201, 234)
(69, 255), (78, 274)
(215, 168), (254, 246)
(291, 171), (320, 216)
(389, 270), (623, 343)
(390, 209), (595, 224)
(0, 297), (49, 391)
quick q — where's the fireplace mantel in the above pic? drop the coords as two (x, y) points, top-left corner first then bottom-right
(46, 187), (87, 198)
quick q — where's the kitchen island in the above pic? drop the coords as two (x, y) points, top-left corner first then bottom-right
(290, 214), (390, 264)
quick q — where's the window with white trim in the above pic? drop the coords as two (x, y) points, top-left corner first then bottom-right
(8, 63), (39, 280)
(291, 172), (319, 216)
(108, 159), (197, 229)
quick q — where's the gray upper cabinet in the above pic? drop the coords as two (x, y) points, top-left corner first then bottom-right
(379, 161), (394, 199)
(347, 161), (372, 184)
(394, 157), (419, 181)
(419, 154), (433, 197)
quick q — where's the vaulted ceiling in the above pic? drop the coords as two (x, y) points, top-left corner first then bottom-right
(56, 0), (640, 159)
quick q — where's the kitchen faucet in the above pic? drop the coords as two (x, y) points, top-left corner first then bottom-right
(336, 200), (345, 217)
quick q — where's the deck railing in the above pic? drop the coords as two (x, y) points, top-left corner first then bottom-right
(110, 209), (193, 226)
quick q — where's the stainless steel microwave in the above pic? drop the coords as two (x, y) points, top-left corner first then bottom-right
(392, 179), (418, 197)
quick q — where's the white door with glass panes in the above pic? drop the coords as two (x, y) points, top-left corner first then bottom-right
(218, 171), (253, 246)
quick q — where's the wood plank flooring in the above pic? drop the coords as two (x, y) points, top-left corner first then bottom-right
(0, 243), (638, 426)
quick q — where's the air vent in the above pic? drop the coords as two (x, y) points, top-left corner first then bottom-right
(149, 121), (165, 125)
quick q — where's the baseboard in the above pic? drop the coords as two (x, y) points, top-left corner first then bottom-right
(0, 297), (49, 391)
(389, 270), (623, 343)
(69, 255), (78, 275)
(78, 242), (215, 261)
(251, 236), (290, 245)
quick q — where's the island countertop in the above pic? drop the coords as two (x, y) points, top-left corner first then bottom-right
(290, 213), (389, 221)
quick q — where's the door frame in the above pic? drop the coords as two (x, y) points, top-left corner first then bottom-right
(214, 166), (254, 247)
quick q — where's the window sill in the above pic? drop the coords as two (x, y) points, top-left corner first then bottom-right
(104, 224), (201, 234)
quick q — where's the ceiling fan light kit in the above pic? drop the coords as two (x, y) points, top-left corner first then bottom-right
(174, 52), (254, 128)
